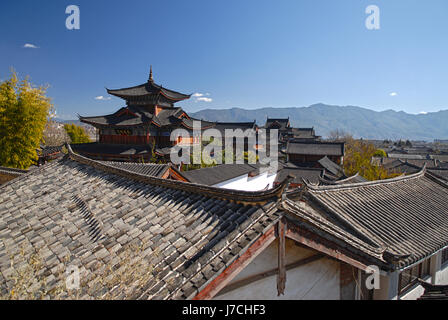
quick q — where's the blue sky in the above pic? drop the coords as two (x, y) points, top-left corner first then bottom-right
(0, 0), (447, 119)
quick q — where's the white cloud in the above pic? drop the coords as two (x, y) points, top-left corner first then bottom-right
(95, 96), (111, 101)
(192, 92), (213, 103)
(23, 43), (39, 49)
(197, 97), (213, 103)
(419, 111), (428, 115)
(389, 92), (398, 97)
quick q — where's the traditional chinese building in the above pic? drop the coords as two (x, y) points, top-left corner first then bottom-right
(73, 67), (217, 161)
(285, 139), (345, 166)
(73, 68), (260, 162)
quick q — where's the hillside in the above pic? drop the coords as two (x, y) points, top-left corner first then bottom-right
(190, 104), (448, 140)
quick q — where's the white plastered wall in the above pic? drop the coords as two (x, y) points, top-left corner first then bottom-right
(214, 238), (340, 300)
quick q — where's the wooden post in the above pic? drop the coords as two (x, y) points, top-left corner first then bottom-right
(277, 218), (286, 296)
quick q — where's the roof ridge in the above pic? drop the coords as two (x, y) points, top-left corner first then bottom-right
(281, 199), (386, 257)
(317, 172), (360, 185)
(305, 166), (427, 191)
(98, 160), (169, 167)
(281, 166), (324, 172)
(0, 166), (29, 174)
(288, 140), (344, 145)
(424, 169), (448, 186)
(107, 83), (147, 92)
(67, 144), (289, 204)
(0, 157), (64, 190)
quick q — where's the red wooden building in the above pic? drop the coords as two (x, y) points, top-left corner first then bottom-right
(73, 67), (217, 161)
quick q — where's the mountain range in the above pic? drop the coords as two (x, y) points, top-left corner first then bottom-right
(190, 104), (448, 141)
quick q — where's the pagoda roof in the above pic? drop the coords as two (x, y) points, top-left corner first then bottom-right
(79, 106), (219, 130)
(80, 106), (187, 128)
(106, 79), (191, 102)
(80, 106), (153, 127)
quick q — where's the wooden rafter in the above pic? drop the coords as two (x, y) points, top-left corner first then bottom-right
(193, 226), (276, 300)
(277, 218), (286, 296)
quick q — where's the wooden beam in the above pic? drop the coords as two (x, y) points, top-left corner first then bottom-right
(216, 253), (324, 296)
(277, 219), (286, 296)
(286, 228), (369, 271)
(193, 226), (276, 300)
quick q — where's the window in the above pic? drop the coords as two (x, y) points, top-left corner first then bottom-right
(398, 259), (431, 295)
(442, 248), (448, 266)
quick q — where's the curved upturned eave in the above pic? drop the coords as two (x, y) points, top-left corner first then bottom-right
(79, 117), (151, 128)
(106, 82), (191, 102)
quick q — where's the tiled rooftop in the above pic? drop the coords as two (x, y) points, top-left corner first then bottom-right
(0, 148), (285, 299)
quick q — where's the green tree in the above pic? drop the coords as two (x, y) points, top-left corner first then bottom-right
(0, 71), (52, 169)
(64, 123), (91, 144)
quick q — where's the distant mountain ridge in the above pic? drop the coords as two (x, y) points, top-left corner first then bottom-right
(190, 104), (448, 141)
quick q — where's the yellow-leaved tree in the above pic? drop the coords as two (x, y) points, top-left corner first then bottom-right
(328, 130), (400, 181)
(343, 135), (399, 180)
(0, 71), (52, 169)
(63, 123), (91, 144)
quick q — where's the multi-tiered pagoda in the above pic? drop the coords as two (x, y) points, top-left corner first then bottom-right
(72, 67), (256, 162)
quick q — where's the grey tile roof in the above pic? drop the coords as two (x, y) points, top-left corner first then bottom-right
(382, 159), (448, 180)
(264, 118), (290, 131)
(284, 168), (448, 269)
(38, 145), (64, 158)
(318, 173), (368, 185)
(387, 153), (425, 160)
(318, 156), (345, 177)
(212, 122), (257, 134)
(71, 143), (153, 156)
(417, 281), (448, 300)
(430, 154), (448, 162)
(0, 147), (286, 299)
(275, 167), (324, 185)
(427, 168), (448, 180)
(405, 159), (440, 168)
(80, 106), (154, 127)
(291, 128), (317, 139)
(97, 161), (171, 178)
(107, 80), (190, 102)
(180, 164), (261, 186)
(286, 141), (344, 156)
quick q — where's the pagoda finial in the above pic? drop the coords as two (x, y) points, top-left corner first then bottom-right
(149, 65), (153, 82)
